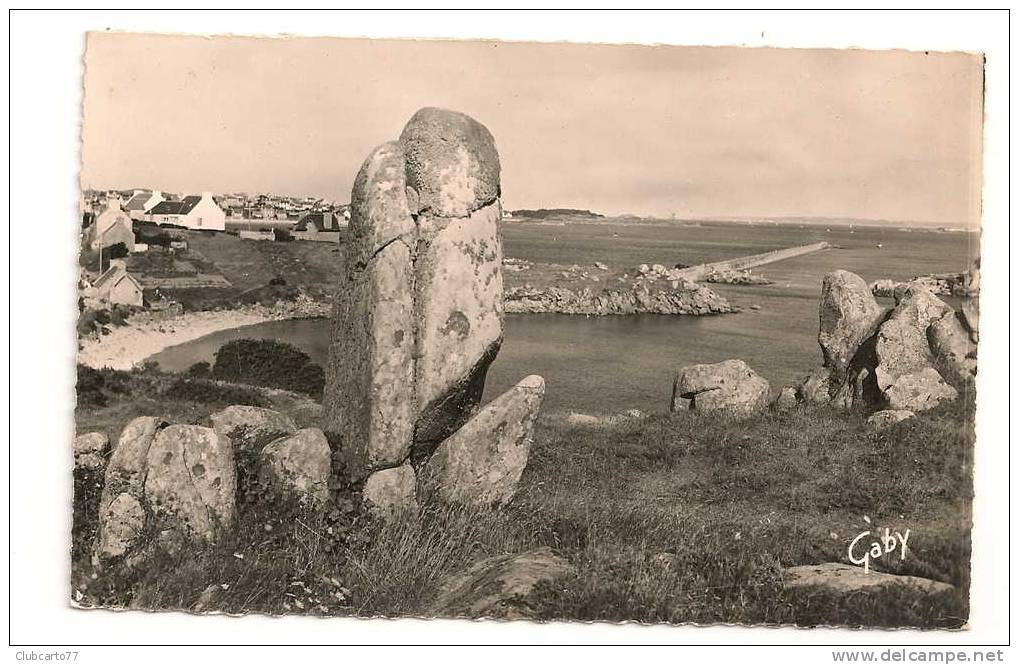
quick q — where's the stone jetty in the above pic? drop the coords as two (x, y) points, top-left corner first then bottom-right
(675, 241), (832, 282)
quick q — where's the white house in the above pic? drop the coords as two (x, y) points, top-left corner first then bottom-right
(146, 192), (226, 230)
(122, 190), (165, 220)
(93, 261), (144, 307)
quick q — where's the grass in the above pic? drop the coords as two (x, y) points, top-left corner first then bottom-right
(72, 378), (973, 627)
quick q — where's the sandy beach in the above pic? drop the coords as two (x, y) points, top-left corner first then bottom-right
(76, 298), (329, 371)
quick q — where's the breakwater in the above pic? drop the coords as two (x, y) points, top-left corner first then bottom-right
(675, 241), (832, 281)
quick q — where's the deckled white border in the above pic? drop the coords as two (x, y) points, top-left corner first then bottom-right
(6, 8), (1009, 653)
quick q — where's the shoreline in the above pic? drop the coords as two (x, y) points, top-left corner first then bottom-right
(78, 285), (736, 373)
(77, 297), (329, 371)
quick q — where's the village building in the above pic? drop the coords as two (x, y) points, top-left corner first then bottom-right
(294, 211), (347, 232)
(145, 192), (226, 230)
(89, 200), (135, 252)
(92, 260), (144, 307)
(122, 190), (165, 220)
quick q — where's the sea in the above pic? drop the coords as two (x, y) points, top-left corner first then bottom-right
(149, 220), (980, 414)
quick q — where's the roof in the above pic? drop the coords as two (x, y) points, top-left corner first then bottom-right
(148, 195), (201, 216)
(122, 193), (151, 211)
(295, 211), (340, 231)
(93, 264), (141, 292)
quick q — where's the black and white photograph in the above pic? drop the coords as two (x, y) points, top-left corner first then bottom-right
(6, 8), (1011, 655)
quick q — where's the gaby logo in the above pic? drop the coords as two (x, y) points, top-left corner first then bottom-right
(848, 528), (911, 573)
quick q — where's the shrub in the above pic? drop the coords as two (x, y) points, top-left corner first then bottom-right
(76, 365), (132, 408)
(186, 361), (212, 378)
(212, 339), (324, 398)
(162, 378), (269, 407)
(273, 228), (294, 242)
(72, 466), (105, 564)
(135, 228), (172, 248)
(268, 276), (287, 286)
(233, 284), (300, 307)
(107, 242), (129, 259)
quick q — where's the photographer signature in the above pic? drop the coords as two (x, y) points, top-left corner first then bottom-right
(848, 527), (910, 573)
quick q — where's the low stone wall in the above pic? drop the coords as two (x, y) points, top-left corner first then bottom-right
(292, 231), (342, 243)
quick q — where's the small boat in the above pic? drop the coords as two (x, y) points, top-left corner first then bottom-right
(876, 243), (883, 248)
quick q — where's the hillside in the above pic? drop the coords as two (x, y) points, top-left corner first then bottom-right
(73, 365), (973, 626)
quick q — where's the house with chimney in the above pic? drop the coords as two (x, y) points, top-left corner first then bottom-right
(145, 192), (226, 230)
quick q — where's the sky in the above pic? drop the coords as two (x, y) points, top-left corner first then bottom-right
(81, 32), (984, 226)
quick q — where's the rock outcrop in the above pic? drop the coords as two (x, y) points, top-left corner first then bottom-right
(867, 409), (915, 429)
(323, 108), (543, 515)
(928, 310), (978, 382)
(94, 416), (237, 566)
(564, 409), (644, 427)
(420, 375), (545, 506)
(429, 547), (575, 619)
(772, 387), (798, 411)
(210, 405), (298, 452)
(883, 368), (958, 411)
(798, 270), (974, 413)
(74, 431), (109, 470)
(142, 425), (236, 543)
(95, 416), (166, 561)
(818, 270), (885, 385)
(870, 263), (980, 299)
(671, 359), (770, 416)
(504, 283), (734, 316)
(261, 428), (331, 504)
(361, 464), (418, 519)
(783, 562), (953, 596)
(796, 367), (833, 404)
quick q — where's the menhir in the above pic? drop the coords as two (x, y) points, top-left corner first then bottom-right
(323, 107), (545, 516)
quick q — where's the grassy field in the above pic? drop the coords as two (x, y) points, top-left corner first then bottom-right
(73, 366), (972, 627)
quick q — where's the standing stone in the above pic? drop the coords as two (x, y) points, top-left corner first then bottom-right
(362, 464), (418, 518)
(818, 270), (885, 384)
(324, 107), (513, 507)
(420, 375), (545, 506)
(412, 201), (504, 459)
(399, 107), (501, 218)
(261, 428), (331, 503)
(404, 109), (504, 460)
(323, 141), (418, 480)
(73, 431), (109, 470)
(673, 359), (770, 416)
(209, 405), (298, 452)
(143, 425), (236, 542)
(322, 108), (546, 514)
